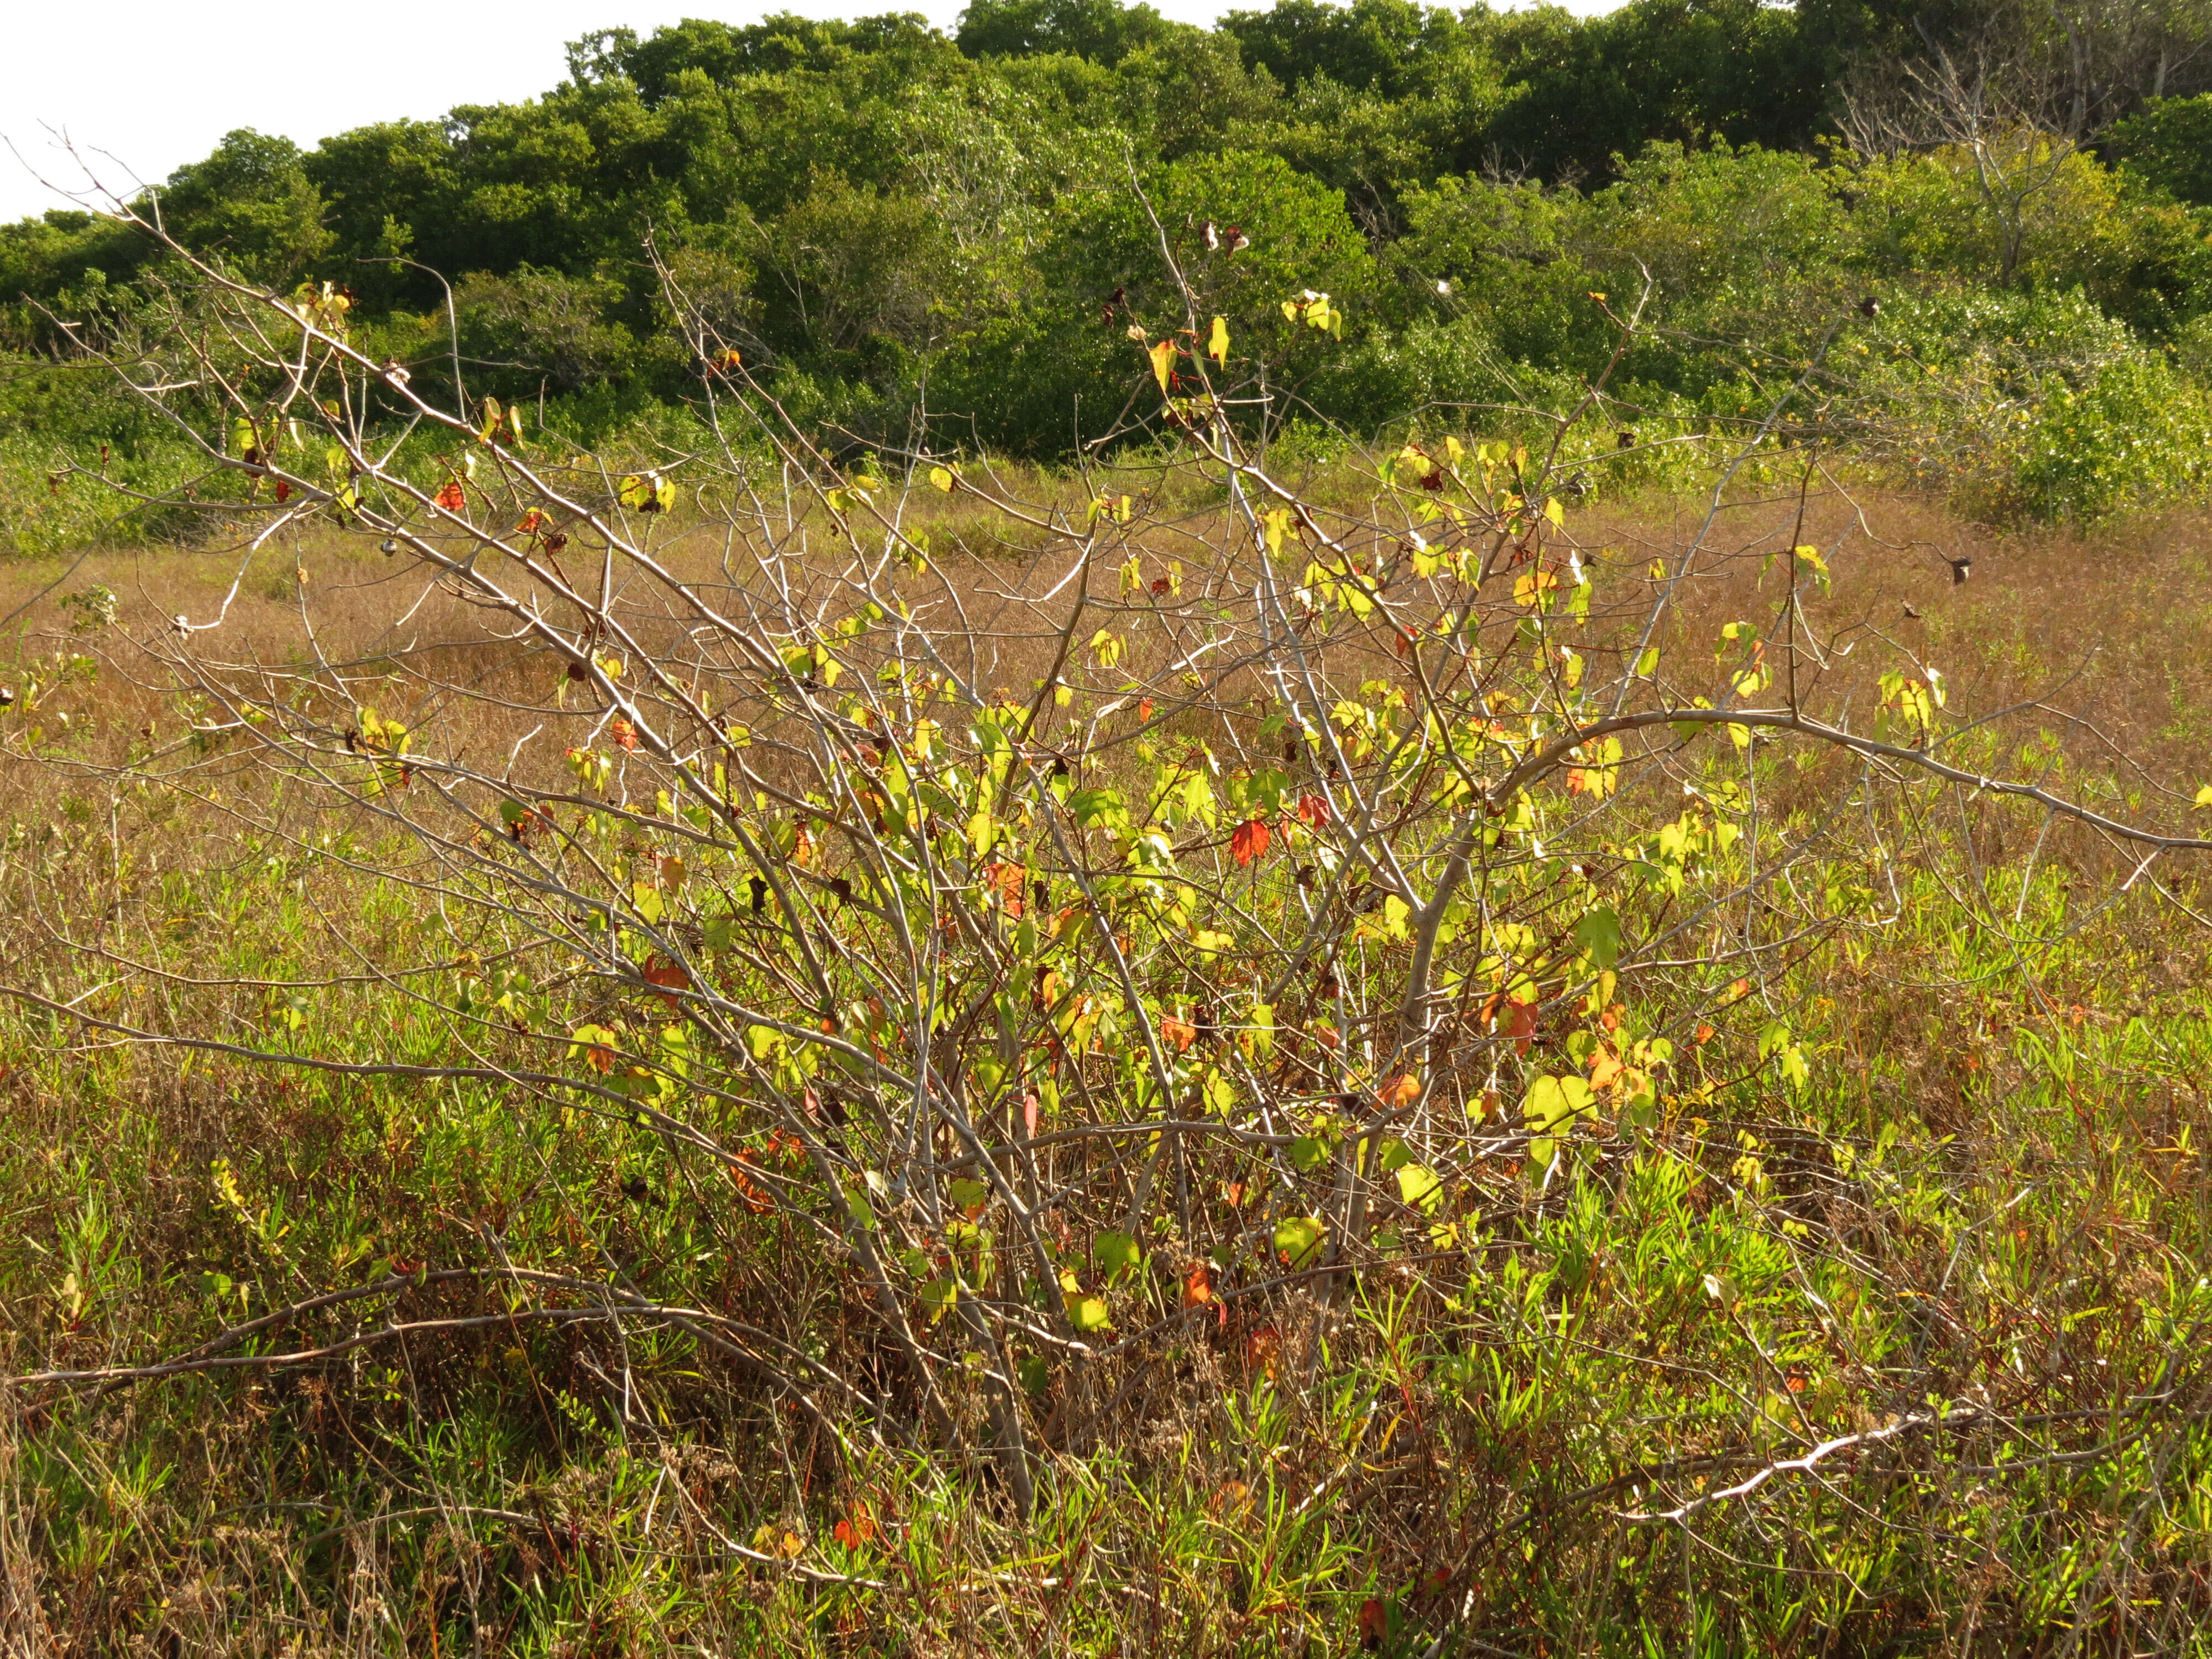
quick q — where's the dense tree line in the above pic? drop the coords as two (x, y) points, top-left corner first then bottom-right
(8, 0), (2212, 477)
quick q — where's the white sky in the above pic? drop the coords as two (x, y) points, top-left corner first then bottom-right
(2, 0), (1608, 225)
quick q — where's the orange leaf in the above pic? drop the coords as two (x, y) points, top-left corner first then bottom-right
(1229, 817), (1271, 868)
(984, 859), (1026, 917)
(435, 480), (466, 513)
(832, 1501), (878, 1550)
(1587, 1044), (1623, 1091)
(730, 1150), (773, 1214)
(1137, 698), (1154, 721)
(610, 718), (639, 753)
(1694, 1022), (1715, 1045)
(1160, 1013), (1197, 1053)
(1379, 1073), (1421, 1108)
(1022, 1091), (1041, 1140)
(1182, 1260), (1214, 1308)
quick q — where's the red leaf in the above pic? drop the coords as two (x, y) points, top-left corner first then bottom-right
(1500, 997), (1537, 1056)
(435, 480), (466, 513)
(1022, 1091), (1041, 1140)
(1359, 1597), (1387, 1650)
(274, 478), (291, 503)
(1296, 792), (1330, 829)
(642, 955), (689, 1009)
(1229, 817), (1270, 868)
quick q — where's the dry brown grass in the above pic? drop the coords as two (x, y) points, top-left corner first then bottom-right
(4, 481), (2211, 1657)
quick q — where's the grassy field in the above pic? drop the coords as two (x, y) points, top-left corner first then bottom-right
(3, 466), (2212, 1659)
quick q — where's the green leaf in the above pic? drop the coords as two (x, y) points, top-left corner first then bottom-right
(1524, 1074), (1594, 1135)
(1290, 1135), (1331, 1173)
(1091, 1230), (1144, 1284)
(1394, 1162), (1444, 1215)
(1575, 906), (1623, 969)
(1274, 1215), (1327, 1267)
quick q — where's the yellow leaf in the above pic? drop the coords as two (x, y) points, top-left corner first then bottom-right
(1512, 566), (1558, 607)
(618, 472), (676, 514)
(1149, 338), (1176, 395)
(928, 466), (955, 492)
(1207, 315), (1229, 367)
(2196, 785), (2212, 808)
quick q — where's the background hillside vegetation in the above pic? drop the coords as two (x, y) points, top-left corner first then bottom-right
(13, 0), (2212, 549)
